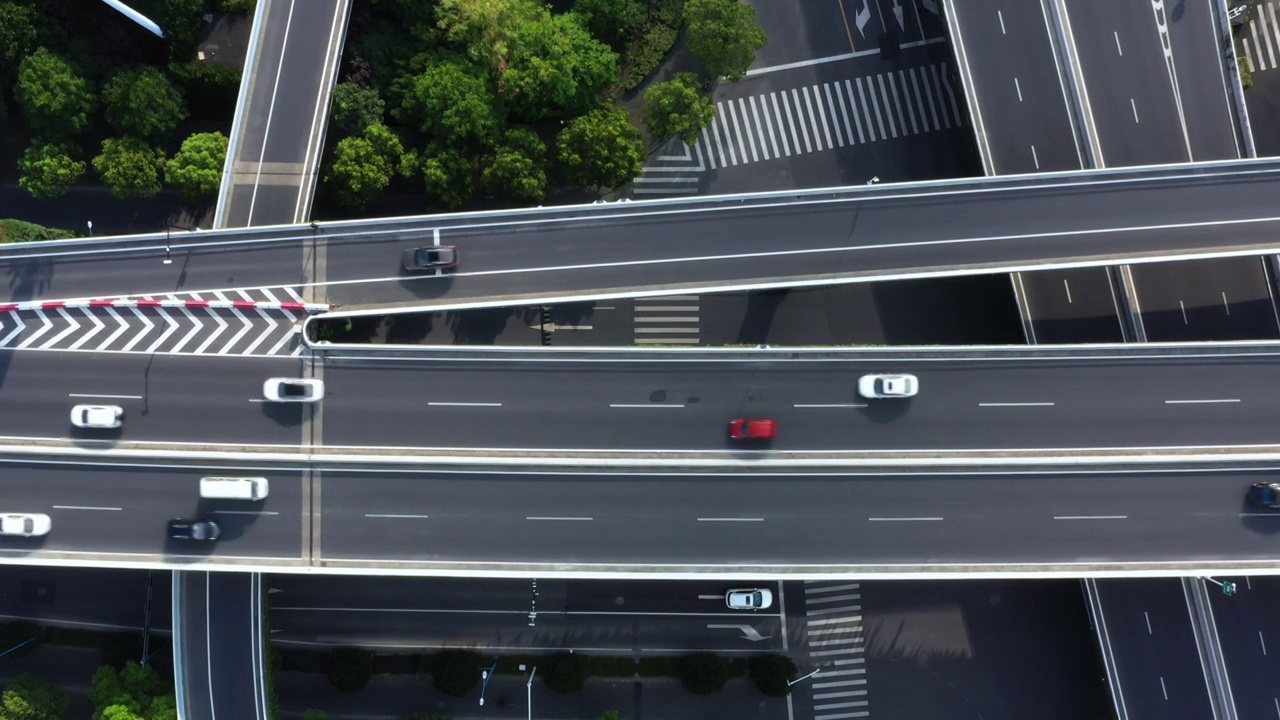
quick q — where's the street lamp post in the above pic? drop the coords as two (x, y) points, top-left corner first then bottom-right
(787, 668), (821, 688)
(478, 661), (498, 706)
(526, 666), (537, 720)
(86, 220), (93, 237)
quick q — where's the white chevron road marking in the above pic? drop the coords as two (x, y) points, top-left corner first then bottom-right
(18, 310), (53, 349)
(67, 308), (106, 350)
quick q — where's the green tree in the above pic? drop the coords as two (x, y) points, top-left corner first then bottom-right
(429, 649), (484, 696)
(556, 106), (643, 190)
(0, 674), (68, 720)
(482, 128), (546, 204)
(164, 132), (228, 201)
(97, 706), (143, 720)
(15, 48), (95, 138)
(501, 12), (619, 121)
(18, 140), (85, 199)
(677, 653), (736, 696)
(331, 81), (385, 137)
(541, 651), (589, 694)
(327, 648), (374, 693)
(419, 147), (473, 209)
(300, 710), (329, 720)
(93, 138), (165, 199)
(643, 72), (716, 144)
(324, 125), (401, 211)
(0, 2), (38, 80)
(150, 0), (207, 59)
(685, 0), (767, 81)
(435, 0), (543, 71)
(399, 61), (498, 147)
(102, 66), (188, 143)
(747, 654), (797, 697)
(573, 0), (646, 48)
(142, 694), (176, 720)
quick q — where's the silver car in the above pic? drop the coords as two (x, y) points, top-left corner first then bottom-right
(857, 373), (919, 399)
(263, 378), (324, 403)
(70, 404), (123, 428)
(0, 513), (51, 537)
(726, 588), (773, 610)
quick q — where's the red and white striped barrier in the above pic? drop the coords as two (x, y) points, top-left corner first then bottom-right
(0, 298), (330, 313)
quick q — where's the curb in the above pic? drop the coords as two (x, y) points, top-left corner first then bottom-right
(0, 299), (330, 314)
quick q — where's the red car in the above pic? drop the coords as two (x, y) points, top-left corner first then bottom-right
(729, 418), (776, 440)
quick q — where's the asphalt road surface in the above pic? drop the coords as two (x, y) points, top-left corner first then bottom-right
(946, 0), (1085, 173)
(7, 162), (1280, 310)
(1016, 267), (1126, 343)
(1207, 575), (1280, 719)
(178, 571), (268, 720)
(1129, 256), (1280, 342)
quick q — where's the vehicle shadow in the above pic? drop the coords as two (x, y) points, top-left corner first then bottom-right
(858, 399), (913, 423)
(257, 402), (305, 427)
(395, 270), (456, 299)
(1240, 499), (1280, 535)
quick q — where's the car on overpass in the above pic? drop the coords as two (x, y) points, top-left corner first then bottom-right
(858, 373), (919, 399)
(402, 245), (459, 271)
(0, 513), (51, 537)
(70, 404), (123, 429)
(1248, 482), (1280, 509)
(167, 518), (221, 541)
(726, 588), (773, 610)
(729, 418), (776, 441)
(263, 378), (324, 402)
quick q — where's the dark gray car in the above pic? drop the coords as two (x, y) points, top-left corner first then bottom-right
(402, 245), (459, 271)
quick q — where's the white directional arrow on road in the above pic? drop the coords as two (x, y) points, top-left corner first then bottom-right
(101, 307), (130, 350)
(921, 0), (938, 15)
(18, 310), (53, 349)
(0, 311), (24, 347)
(531, 322), (595, 333)
(855, 0), (872, 35)
(707, 624), (773, 642)
(121, 305), (155, 352)
(67, 308), (106, 350)
(891, 0), (905, 29)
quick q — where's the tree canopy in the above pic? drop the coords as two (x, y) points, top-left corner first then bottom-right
(685, 0), (768, 81)
(325, 124), (403, 210)
(102, 66), (188, 143)
(573, 0), (646, 48)
(556, 106), (644, 190)
(0, 2), (38, 80)
(501, 12), (619, 121)
(482, 128), (547, 204)
(643, 72), (716, 144)
(15, 48), (95, 138)
(165, 132), (229, 201)
(18, 140), (85, 199)
(398, 60), (498, 147)
(435, 0), (543, 71)
(419, 147), (473, 209)
(0, 674), (68, 720)
(331, 82), (385, 137)
(92, 137), (166, 199)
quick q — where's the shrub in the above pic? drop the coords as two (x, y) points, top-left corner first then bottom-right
(589, 656), (638, 677)
(300, 711), (328, 720)
(625, 22), (679, 90)
(0, 219), (74, 243)
(18, 141), (85, 199)
(747, 654), (797, 697)
(327, 648), (374, 692)
(1238, 56), (1253, 90)
(430, 649), (484, 697)
(676, 653), (735, 696)
(637, 656), (677, 677)
(542, 652), (590, 694)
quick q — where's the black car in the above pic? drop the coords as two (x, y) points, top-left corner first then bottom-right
(168, 518), (221, 541)
(402, 245), (459, 271)
(1247, 482), (1280, 509)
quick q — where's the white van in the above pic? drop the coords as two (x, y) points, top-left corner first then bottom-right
(199, 476), (269, 501)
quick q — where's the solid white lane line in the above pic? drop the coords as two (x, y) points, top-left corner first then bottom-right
(426, 402), (503, 407)
(998, 9), (1006, 33)
(213, 510), (280, 516)
(1238, 513), (1280, 518)
(609, 404), (685, 408)
(868, 516), (942, 522)
(795, 403), (868, 408)
(365, 514), (429, 519)
(53, 505), (121, 511)
(978, 401), (1055, 407)
(697, 517), (764, 522)
(68, 394), (142, 400)
(1053, 515), (1127, 520)
(1165, 398), (1240, 404)
(526, 516), (593, 521)
(1260, 630), (1267, 656)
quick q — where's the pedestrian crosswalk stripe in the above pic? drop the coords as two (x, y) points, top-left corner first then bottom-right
(807, 593), (862, 603)
(806, 583), (861, 594)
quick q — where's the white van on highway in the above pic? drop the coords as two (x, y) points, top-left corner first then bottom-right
(199, 476), (269, 501)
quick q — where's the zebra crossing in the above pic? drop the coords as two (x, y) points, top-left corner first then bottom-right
(803, 581), (869, 720)
(633, 295), (700, 345)
(1237, 2), (1280, 72)
(634, 62), (963, 195)
(0, 304), (305, 356)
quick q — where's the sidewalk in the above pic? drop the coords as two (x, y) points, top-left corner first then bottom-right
(276, 671), (787, 720)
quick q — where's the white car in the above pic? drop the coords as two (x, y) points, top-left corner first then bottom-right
(263, 378), (325, 403)
(0, 513), (51, 537)
(726, 588), (773, 610)
(857, 373), (919, 399)
(70, 404), (124, 429)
